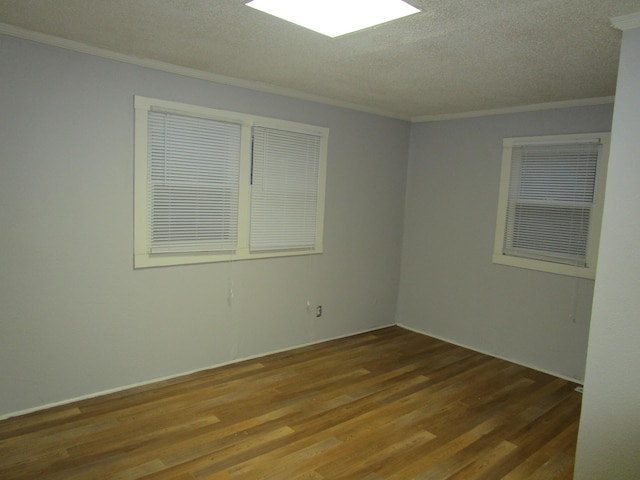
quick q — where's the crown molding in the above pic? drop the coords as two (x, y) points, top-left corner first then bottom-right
(0, 21), (620, 125)
(0, 22), (409, 121)
(411, 96), (616, 123)
(611, 12), (640, 31)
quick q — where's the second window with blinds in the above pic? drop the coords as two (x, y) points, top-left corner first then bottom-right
(134, 97), (328, 268)
(492, 132), (610, 279)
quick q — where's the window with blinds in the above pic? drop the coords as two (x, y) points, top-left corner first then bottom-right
(250, 127), (321, 251)
(134, 96), (328, 268)
(148, 111), (241, 254)
(493, 133), (610, 279)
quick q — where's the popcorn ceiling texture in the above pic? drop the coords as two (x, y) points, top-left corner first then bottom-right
(0, 0), (638, 119)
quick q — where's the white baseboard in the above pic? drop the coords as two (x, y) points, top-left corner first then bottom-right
(397, 323), (583, 385)
(0, 323), (394, 421)
(3, 321), (580, 421)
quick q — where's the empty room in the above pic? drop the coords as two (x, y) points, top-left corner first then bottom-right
(1, 1), (639, 479)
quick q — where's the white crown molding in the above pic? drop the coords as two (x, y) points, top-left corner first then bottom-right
(611, 12), (640, 31)
(0, 22), (619, 124)
(411, 96), (616, 123)
(0, 22), (409, 121)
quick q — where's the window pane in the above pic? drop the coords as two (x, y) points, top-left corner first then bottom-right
(250, 127), (321, 251)
(518, 143), (598, 204)
(506, 204), (590, 265)
(148, 111), (241, 253)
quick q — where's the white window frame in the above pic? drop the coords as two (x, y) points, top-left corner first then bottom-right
(134, 96), (328, 268)
(492, 132), (610, 279)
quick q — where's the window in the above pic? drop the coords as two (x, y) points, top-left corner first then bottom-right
(250, 126), (322, 251)
(134, 97), (328, 268)
(493, 133), (610, 279)
(146, 110), (241, 254)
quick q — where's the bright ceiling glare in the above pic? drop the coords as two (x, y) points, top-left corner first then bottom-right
(246, 0), (421, 38)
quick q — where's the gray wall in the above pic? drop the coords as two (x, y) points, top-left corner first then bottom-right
(0, 35), (409, 417)
(398, 105), (613, 382)
(574, 25), (640, 479)
(0, 31), (622, 420)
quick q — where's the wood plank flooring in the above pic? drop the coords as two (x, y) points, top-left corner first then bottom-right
(0, 327), (582, 479)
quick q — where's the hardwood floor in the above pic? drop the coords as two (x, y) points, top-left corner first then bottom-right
(0, 327), (582, 479)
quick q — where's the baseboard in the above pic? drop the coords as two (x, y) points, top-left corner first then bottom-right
(4, 322), (578, 421)
(0, 323), (395, 421)
(397, 323), (583, 385)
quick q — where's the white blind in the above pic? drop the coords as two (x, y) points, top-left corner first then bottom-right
(503, 142), (600, 266)
(148, 111), (241, 253)
(250, 126), (321, 251)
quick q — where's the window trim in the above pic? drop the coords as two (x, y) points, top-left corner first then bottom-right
(134, 96), (328, 268)
(492, 132), (610, 279)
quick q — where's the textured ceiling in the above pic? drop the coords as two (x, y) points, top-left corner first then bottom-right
(1, 0), (639, 120)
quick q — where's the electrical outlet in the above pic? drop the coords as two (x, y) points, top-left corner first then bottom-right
(316, 305), (322, 317)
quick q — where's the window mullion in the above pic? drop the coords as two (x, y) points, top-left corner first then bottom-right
(236, 123), (253, 257)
